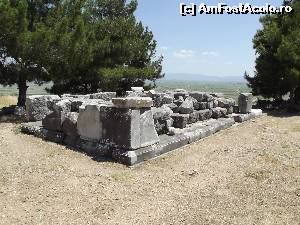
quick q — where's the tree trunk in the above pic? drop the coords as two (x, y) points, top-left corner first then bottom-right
(17, 77), (28, 107)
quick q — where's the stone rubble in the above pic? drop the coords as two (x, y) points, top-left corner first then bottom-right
(21, 91), (264, 166)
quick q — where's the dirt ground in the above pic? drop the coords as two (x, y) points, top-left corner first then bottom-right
(0, 112), (299, 225)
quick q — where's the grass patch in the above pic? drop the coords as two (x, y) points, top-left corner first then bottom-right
(111, 172), (133, 182)
(0, 96), (17, 109)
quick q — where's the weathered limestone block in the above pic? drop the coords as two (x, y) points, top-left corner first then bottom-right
(198, 109), (212, 121)
(211, 107), (227, 119)
(62, 112), (79, 137)
(238, 93), (253, 114)
(152, 105), (173, 134)
(174, 89), (189, 100)
(148, 93), (164, 107)
(171, 113), (189, 128)
(178, 97), (194, 114)
(89, 92), (116, 101)
(174, 96), (184, 107)
(77, 104), (104, 141)
(218, 98), (235, 109)
(203, 93), (214, 102)
(101, 107), (159, 149)
(198, 102), (207, 110)
(188, 112), (199, 124)
(152, 105), (173, 120)
(189, 92), (205, 102)
(112, 97), (153, 108)
(206, 101), (214, 109)
(162, 94), (174, 105)
(51, 99), (71, 118)
(25, 95), (61, 121)
(42, 99), (71, 132)
(131, 87), (144, 92)
(166, 103), (179, 113)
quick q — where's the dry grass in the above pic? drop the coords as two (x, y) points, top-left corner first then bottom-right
(0, 96), (17, 109)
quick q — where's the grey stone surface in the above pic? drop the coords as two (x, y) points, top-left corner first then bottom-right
(166, 103), (179, 113)
(62, 112), (79, 137)
(152, 105), (173, 120)
(152, 105), (173, 134)
(42, 117), (63, 131)
(198, 102), (207, 110)
(178, 97), (194, 114)
(211, 107), (227, 119)
(206, 101), (214, 109)
(189, 92), (205, 102)
(131, 87), (144, 92)
(188, 112), (199, 124)
(51, 99), (71, 118)
(218, 98), (235, 108)
(20, 121), (43, 137)
(25, 95), (61, 121)
(171, 113), (189, 128)
(101, 107), (159, 149)
(77, 104), (104, 141)
(162, 94), (173, 105)
(89, 92), (116, 101)
(238, 93), (253, 114)
(198, 109), (212, 121)
(112, 97), (153, 108)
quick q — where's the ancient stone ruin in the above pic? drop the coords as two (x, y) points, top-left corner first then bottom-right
(21, 88), (263, 166)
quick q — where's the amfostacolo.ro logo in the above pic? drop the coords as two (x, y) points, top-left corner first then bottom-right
(180, 2), (294, 16)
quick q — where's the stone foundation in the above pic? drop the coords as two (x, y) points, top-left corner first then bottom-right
(21, 90), (264, 166)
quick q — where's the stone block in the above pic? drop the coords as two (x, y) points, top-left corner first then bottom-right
(112, 97), (153, 108)
(101, 107), (159, 149)
(171, 113), (189, 128)
(166, 103), (179, 113)
(89, 92), (116, 101)
(198, 109), (212, 121)
(238, 93), (253, 114)
(178, 97), (194, 114)
(198, 102), (207, 110)
(42, 117), (63, 131)
(162, 94), (174, 105)
(188, 112), (199, 124)
(25, 95), (61, 121)
(189, 92), (205, 102)
(77, 104), (104, 141)
(131, 87), (144, 92)
(62, 112), (79, 137)
(206, 101), (214, 109)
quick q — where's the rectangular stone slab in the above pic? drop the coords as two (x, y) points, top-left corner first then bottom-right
(112, 97), (153, 108)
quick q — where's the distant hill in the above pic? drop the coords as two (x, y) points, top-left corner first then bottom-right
(161, 73), (246, 83)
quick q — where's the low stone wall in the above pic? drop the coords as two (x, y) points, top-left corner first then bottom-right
(21, 88), (263, 166)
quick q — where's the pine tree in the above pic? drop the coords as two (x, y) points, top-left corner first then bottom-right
(45, 0), (164, 95)
(246, 0), (300, 102)
(0, 0), (57, 106)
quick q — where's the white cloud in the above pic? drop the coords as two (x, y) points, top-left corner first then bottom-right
(224, 61), (233, 65)
(174, 49), (195, 59)
(201, 51), (220, 57)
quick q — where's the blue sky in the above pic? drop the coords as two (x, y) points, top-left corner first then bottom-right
(135, 0), (284, 77)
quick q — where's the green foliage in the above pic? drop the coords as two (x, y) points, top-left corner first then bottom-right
(44, 0), (163, 95)
(0, 0), (164, 104)
(246, 0), (300, 101)
(0, 0), (56, 105)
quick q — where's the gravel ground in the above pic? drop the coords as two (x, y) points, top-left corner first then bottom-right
(0, 112), (299, 225)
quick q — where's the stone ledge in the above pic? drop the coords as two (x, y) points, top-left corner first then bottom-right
(112, 97), (153, 108)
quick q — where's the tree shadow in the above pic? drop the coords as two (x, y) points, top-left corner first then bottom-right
(264, 109), (300, 118)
